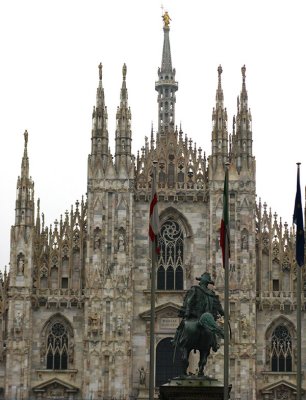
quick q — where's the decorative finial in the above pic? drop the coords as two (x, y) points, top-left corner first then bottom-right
(217, 65), (223, 87)
(98, 63), (102, 81)
(162, 11), (171, 28)
(241, 65), (246, 82)
(122, 63), (127, 81)
(24, 130), (28, 147)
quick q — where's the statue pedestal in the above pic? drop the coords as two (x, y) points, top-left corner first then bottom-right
(159, 376), (232, 400)
(137, 386), (149, 400)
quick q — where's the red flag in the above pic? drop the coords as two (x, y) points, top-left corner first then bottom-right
(220, 168), (230, 267)
(149, 167), (160, 253)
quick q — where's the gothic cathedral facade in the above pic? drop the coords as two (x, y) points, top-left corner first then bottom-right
(0, 17), (303, 400)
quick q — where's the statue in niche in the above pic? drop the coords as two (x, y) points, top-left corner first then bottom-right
(17, 255), (24, 275)
(241, 230), (249, 250)
(94, 233), (101, 250)
(14, 311), (23, 333)
(116, 315), (124, 334)
(138, 366), (146, 386)
(89, 312), (101, 334)
(240, 314), (250, 338)
(172, 272), (224, 377)
(118, 228), (126, 252)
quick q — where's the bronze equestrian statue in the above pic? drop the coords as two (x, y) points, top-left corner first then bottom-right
(172, 272), (224, 376)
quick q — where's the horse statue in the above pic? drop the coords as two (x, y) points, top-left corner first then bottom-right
(172, 272), (224, 376)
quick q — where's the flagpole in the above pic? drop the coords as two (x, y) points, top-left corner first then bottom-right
(149, 161), (158, 400)
(297, 263), (302, 400)
(223, 163), (230, 400)
(295, 162), (303, 400)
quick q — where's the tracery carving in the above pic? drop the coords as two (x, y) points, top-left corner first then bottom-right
(157, 219), (183, 290)
(41, 315), (74, 370)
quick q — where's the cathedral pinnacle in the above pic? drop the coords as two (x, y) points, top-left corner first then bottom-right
(21, 130), (29, 178)
(218, 65), (223, 84)
(122, 63), (127, 81)
(15, 130), (35, 226)
(216, 65), (224, 105)
(240, 64), (248, 109)
(24, 129), (28, 149)
(115, 64), (132, 171)
(98, 62), (102, 82)
(241, 64), (246, 83)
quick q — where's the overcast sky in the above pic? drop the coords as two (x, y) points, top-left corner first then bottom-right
(0, 0), (305, 269)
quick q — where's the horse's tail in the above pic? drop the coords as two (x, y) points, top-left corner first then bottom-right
(172, 323), (184, 364)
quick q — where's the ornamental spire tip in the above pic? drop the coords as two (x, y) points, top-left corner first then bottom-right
(162, 11), (171, 28)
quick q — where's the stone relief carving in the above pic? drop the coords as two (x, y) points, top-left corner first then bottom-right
(88, 312), (102, 335)
(116, 315), (124, 335)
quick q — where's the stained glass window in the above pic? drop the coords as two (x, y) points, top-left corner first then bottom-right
(270, 324), (292, 372)
(157, 220), (184, 290)
(46, 322), (69, 370)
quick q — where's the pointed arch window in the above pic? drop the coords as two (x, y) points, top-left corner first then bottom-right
(270, 324), (292, 372)
(46, 322), (68, 370)
(157, 220), (184, 290)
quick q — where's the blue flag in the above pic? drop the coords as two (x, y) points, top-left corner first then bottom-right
(293, 165), (305, 267)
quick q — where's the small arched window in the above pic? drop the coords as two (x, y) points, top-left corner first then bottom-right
(270, 324), (292, 372)
(157, 220), (184, 290)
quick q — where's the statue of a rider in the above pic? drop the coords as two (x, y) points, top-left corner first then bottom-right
(172, 272), (224, 374)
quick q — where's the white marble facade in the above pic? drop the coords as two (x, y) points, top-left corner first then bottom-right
(0, 18), (304, 400)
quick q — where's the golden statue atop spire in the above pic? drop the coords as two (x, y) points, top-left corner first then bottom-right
(162, 11), (171, 28)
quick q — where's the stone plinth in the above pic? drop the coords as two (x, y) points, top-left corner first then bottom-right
(159, 376), (232, 400)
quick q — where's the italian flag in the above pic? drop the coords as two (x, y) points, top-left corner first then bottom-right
(149, 168), (160, 254)
(220, 169), (230, 267)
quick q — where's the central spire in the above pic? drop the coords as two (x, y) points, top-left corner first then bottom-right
(155, 11), (178, 137)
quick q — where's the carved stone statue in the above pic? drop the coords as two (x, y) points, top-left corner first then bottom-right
(14, 311), (23, 334)
(118, 228), (126, 252)
(138, 366), (146, 386)
(17, 258), (24, 275)
(172, 272), (224, 376)
(162, 11), (171, 28)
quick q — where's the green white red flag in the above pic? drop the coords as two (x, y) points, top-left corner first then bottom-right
(149, 167), (160, 253)
(220, 168), (230, 267)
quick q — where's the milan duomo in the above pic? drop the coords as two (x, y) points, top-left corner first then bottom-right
(0, 14), (303, 400)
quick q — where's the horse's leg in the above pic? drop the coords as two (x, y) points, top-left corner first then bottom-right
(198, 349), (204, 376)
(198, 348), (209, 376)
(182, 348), (189, 375)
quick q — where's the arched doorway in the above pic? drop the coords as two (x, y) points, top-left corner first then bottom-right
(155, 337), (184, 386)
